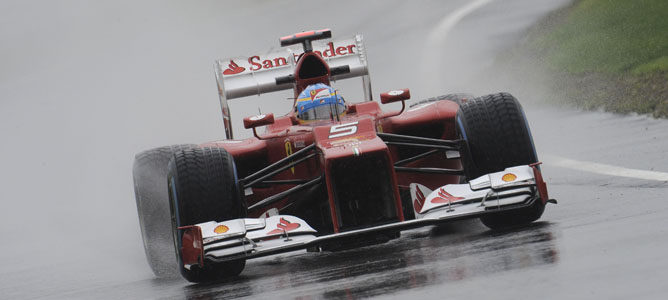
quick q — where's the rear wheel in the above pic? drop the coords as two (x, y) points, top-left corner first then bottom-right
(133, 144), (195, 277)
(168, 147), (246, 283)
(456, 92), (544, 229)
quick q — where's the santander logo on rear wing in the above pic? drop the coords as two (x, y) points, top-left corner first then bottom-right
(213, 34), (372, 139)
(220, 43), (357, 77)
(215, 35), (369, 99)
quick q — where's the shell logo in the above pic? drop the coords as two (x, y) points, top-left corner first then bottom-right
(501, 173), (517, 182)
(214, 225), (229, 234)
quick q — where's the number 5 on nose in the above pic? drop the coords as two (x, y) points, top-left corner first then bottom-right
(328, 121), (358, 138)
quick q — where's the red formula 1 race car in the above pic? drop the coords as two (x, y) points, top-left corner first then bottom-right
(133, 29), (555, 283)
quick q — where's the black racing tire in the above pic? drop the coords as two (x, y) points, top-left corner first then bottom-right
(168, 147), (246, 283)
(133, 144), (196, 277)
(409, 93), (474, 108)
(455, 92), (544, 230)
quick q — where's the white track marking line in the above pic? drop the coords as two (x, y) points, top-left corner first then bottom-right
(427, 0), (494, 44)
(543, 154), (668, 182)
(423, 1), (667, 182)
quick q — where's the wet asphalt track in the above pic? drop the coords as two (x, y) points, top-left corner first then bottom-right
(2, 0), (668, 299)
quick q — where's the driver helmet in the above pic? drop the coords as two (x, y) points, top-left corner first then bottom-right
(295, 83), (346, 121)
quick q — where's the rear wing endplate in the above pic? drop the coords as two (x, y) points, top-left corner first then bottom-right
(214, 34), (371, 139)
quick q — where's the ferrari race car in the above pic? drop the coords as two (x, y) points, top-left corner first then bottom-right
(133, 29), (555, 283)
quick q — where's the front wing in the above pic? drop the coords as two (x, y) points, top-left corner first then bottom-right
(178, 164), (550, 270)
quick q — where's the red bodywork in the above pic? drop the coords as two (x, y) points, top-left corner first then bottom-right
(201, 45), (462, 235)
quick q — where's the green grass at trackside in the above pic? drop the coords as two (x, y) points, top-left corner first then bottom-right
(534, 0), (668, 75)
(522, 0), (668, 117)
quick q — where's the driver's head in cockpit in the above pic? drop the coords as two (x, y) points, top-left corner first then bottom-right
(294, 83), (346, 121)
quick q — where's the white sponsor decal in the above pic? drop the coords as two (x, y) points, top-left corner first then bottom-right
(328, 121), (358, 139)
(222, 42), (357, 76)
(294, 140), (305, 148)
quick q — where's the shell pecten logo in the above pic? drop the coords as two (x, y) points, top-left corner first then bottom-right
(214, 225), (229, 234)
(501, 173), (517, 182)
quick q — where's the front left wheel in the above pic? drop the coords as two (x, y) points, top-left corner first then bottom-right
(168, 147), (246, 283)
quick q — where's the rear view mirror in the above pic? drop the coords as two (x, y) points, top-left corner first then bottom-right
(243, 113), (275, 129)
(380, 89), (410, 104)
(243, 113), (275, 139)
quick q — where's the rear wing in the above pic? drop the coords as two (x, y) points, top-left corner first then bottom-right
(214, 34), (372, 139)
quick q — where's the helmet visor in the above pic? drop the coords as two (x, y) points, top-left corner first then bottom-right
(298, 102), (346, 120)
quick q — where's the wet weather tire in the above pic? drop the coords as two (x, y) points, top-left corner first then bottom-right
(133, 144), (196, 277)
(168, 147), (246, 283)
(456, 92), (544, 229)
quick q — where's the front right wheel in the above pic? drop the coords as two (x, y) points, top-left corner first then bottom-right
(133, 144), (195, 277)
(456, 92), (544, 230)
(168, 147), (247, 283)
